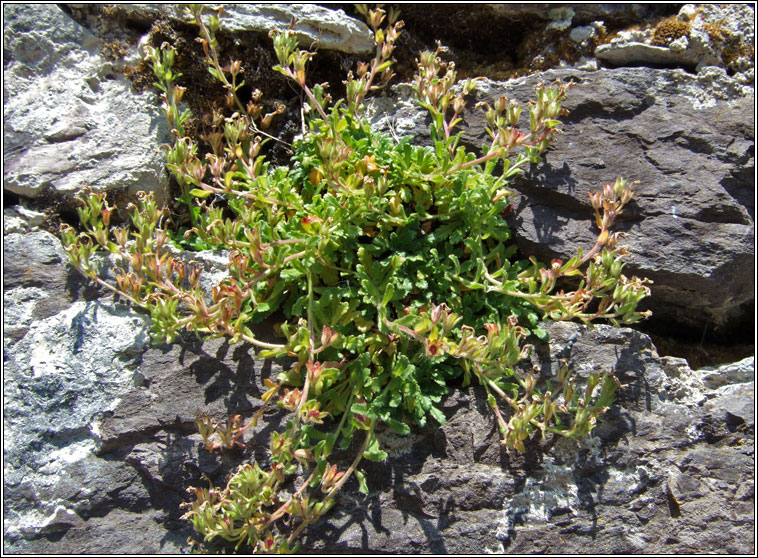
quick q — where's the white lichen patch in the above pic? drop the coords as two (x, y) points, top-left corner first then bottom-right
(364, 84), (427, 141)
(652, 67), (752, 111)
(38, 439), (97, 474)
(685, 422), (704, 444)
(490, 434), (610, 551)
(376, 429), (421, 457)
(605, 465), (648, 495)
(656, 356), (754, 410)
(3, 286), (50, 348)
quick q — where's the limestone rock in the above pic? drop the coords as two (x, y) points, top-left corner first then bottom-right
(3, 4), (171, 202)
(66, 3), (375, 54)
(596, 3), (755, 81)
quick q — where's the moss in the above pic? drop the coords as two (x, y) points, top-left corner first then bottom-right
(100, 39), (130, 61)
(703, 19), (727, 43)
(721, 40), (755, 69)
(651, 16), (690, 47)
(697, 18), (755, 70)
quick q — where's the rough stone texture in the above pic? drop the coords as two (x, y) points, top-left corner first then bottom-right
(3, 235), (153, 548)
(485, 4), (675, 26)
(3, 204), (46, 235)
(369, 67), (754, 335)
(66, 3), (375, 55)
(2, 3), (755, 555)
(303, 322), (755, 554)
(1, 232), (280, 553)
(2, 230), (754, 554)
(596, 3), (755, 82)
(2, 4), (171, 202)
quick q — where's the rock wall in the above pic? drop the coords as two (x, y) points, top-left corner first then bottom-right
(3, 3), (754, 554)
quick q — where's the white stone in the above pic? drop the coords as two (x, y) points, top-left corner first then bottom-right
(3, 4), (171, 201)
(84, 3), (375, 54)
(570, 25), (596, 44)
(547, 7), (574, 31)
(3, 205), (45, 234)
(575, 56), (599, 71)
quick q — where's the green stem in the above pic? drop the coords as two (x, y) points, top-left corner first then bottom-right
(287, 424), (373, 545)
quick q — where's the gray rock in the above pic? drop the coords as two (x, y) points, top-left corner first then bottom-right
(596, 3), (755, 80)
(3, 292), (151, 548)
(3, 204), (46, 235)
(2, 228), (753, 554)
(699, 356), (755, 389)
(3, 4), (171, 202)
(3, 231), (89, 347)
(2, 5), (754, 554)
(462, 4), (673, 27)
(67, 3), (375, 54)
(704, 382), (755, 431)
(303, 321), (754, 554)
(570, 24), (600, 45)
(368, 67), (754, 333)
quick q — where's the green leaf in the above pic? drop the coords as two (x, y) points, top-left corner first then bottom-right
(532, 326), (549, 342)
(386, 417), (410, 435)
(375, 60), (392, 73)
(355, 469), (369, 494)
(381, 284), (394, 307)
(351, 403), (369, 416)
(429, 405), (446, 425)
(363, 435), (387, 462)
(189, 188), (212, 198)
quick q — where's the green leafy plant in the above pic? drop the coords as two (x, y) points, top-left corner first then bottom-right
(60, 4), (651, 553)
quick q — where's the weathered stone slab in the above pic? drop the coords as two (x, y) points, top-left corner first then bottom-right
(67, 3), (375, 54)
(3, 4), (171, 202)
